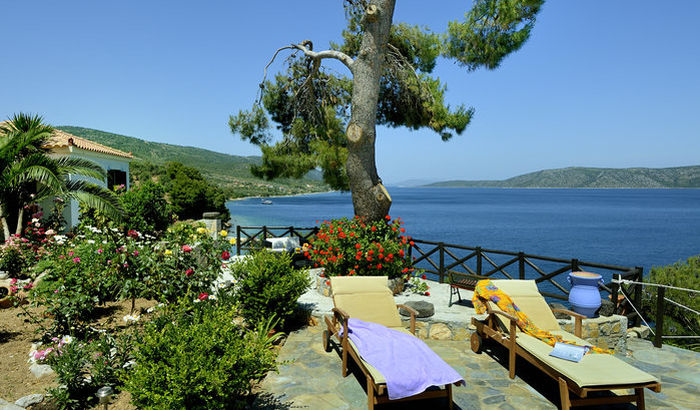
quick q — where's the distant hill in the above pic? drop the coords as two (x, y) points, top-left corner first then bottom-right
(425, 166), (700, 188)
(56, 126), (327, 197)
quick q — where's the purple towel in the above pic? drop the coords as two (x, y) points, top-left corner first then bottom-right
(340, 318), (464, 400)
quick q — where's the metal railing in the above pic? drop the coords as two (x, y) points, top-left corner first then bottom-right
(408, 239), (644, 326)
(235, 225), (318, 255)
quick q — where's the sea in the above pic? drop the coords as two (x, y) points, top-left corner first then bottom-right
(226, 188), (700, 286)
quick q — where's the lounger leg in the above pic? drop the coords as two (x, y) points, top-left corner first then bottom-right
(367, 378), (375, 410)
(447, 383), (453, 410)
(508, 321), (517, 379)
(635, 387), (646, 410)
(558, 377), (570, 410)
(341, 347), (348, 377)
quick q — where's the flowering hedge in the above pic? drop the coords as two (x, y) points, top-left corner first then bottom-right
(306, 216), (413, 279)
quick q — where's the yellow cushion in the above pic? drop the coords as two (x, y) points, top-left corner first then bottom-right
(331, 276), (390, 295)
(515, 330), (658, 387)
(491, 280), (561, 331)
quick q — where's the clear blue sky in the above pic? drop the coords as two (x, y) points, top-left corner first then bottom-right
(2, 1), (699, 184)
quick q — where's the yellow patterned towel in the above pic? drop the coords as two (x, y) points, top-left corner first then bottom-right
(472, 279), (613, 354)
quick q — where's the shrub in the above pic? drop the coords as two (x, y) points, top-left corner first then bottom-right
(642, 256), (699, 351)
(120, 181), (172, 233)
(232, 250), (310, 328)
(43, 332), (133, 409)
(123, 300), (279, 409)
(307, 215), (413, 279)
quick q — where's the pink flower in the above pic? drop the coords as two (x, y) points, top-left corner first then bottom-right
(23, 283), (33, 290)
(198, 292), (209, 301)
(185, 268), (194, 277)
(123, 262), (129, 268)
(9, 278), (17, 285)
(97, 249), (103, 254)
(133, 250), (139, 256)
(54, 289), (59, 294)
(72, 257), (81, 263)
(181, 245), (192, 253)
(68, 251), (74, 256)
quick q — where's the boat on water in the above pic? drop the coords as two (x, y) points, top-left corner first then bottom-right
(261, 199), (273, 205)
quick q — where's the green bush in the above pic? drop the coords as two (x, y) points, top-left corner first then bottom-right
(123, 301), (279, 409)
(44, 332), (133, 409)
(232, 250), (310, 328)
(120, 181), (171, 233)
(642, 256), (700, 351)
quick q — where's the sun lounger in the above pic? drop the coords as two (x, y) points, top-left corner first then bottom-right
(470, 279), (660, 409)
(322, 276), (463, 409)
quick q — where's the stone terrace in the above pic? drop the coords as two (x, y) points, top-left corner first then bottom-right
(255, 325), (698, 409)
(251, 272), (699, 409)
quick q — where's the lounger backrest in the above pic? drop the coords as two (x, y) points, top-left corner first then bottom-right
(491, 280), (561, 331)
(331, 276), (403, 328)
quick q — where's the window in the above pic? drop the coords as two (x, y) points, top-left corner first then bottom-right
(107, 169), (127, 191)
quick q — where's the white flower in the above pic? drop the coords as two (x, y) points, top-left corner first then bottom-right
(31, 218), (39, 223)
(208, 294), (217, 301)
(123, 314), (140, 323)
(122, 360), (136, 369)
(87, 240), (95, 244)
(193, 299), (201, 303)
(60, 335), (73, 345)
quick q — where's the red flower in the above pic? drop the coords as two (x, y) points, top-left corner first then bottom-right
(221, 250), (231, 260)
(371, 226), (376, 232)
(349, 269), (356, 275)
(421, 274), (427, 280)
(181, 245), (192, 253)
(325, 280), (330, 286)
(198, 292), (209, 301)
(377, 264), (382, 269)
(185, 268), (194, 277)
(409, 241), (415, 246)
(385, 215), (391, 220)
(425, 292), (430, 296)
(355, 243), (361, 249)
(128, 230), (139, 238)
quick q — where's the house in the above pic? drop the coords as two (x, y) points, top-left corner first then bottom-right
(41, 128), (133, 228)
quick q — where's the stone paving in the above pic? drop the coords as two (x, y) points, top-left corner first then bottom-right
(255, 324), (699, 409)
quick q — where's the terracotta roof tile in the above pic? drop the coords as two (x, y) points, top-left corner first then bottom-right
(0, 122), (133, 159)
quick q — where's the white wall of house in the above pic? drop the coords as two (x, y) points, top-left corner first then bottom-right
(41, 146), (131, 229)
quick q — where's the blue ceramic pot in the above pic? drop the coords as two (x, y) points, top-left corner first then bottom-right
(568, 272), (603, 318)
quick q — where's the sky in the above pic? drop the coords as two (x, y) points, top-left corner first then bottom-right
(2, 1), (699, 184)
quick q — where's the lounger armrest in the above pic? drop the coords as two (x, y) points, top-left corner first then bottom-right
(396, 304), (417, 335)
(332, 307), (350, 323)
(551, 308), (584, 337)
(490, 309), (518, 323)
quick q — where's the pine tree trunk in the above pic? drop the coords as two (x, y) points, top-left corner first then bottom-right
(345, 0), (395, 221)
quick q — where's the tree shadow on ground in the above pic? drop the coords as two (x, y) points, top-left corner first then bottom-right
(480, 340), (639, 409)
(0, 330), (21, 343)
(248, 392), (295, 410)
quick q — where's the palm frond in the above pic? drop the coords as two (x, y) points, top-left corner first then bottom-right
(63, 180), (125, 222)
(53, 156), (107, 180)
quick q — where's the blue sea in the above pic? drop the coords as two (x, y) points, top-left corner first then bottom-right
(227, 188), (700, 283)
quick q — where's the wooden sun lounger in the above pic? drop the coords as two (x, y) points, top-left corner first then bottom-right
(322, 276), (462, 409)
(470, 280), (660, 410)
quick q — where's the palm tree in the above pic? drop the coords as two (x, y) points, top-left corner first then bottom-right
(0, 113), (124, 239)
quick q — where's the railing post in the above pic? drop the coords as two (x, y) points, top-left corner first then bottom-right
(289, 226), (294, 238)
(439, 242), (445, 283)
(611, 275), (619, 315)
(476, 247), (482, 276)
(236, 225), (241, 256)
(571, 258), (580, 272)
(654, 286), (666, 348)
(634, 267), (643, 327)
(518, 252), (525, 280)
(262, 226), (268, 243)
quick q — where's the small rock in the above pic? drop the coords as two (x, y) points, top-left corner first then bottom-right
(29, 363), (54, 379)
(15, 394), (44, 408)
(202, 212), (221, 219)
(0, 398), (24, 410)
(549, 302), (570, 319)
(598, 299), (615, 317)
(429, 323), (453, 340)
(399, 300), (434, 318)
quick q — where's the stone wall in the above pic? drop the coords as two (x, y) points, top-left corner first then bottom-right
(400, 319), (471, 342)
(558, 314), (628, 353)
